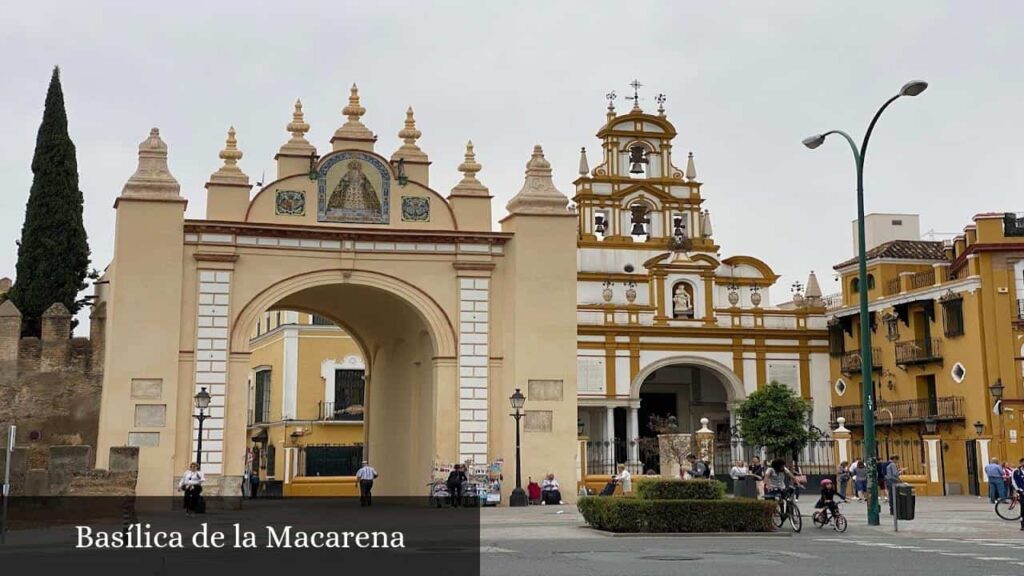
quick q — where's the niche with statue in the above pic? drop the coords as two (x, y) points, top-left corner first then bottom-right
(671, 282), (696, 319)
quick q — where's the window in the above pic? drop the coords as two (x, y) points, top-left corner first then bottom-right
(254, 369), (271, 424)
(828, 323), (846, 357)
(941, 295), (964, 337)
(265, 444), (276, 476)
(834, 379), (847, 396)
(951, 362), (966, 383)
(331, 369), (365, 421)
(305, 445), (363, 477)
(311, 314), (333, 326)
(892, 219), (903, 226)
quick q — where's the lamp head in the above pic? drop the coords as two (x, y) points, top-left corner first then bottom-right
(801, 134), (826, 149)
(973, 420), (984, 436)
(194, 386), (212, 411)
(509, 388), (526, 410)
(899, 80), (928, 97)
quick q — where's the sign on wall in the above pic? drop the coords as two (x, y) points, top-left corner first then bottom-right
(577, 357), (605, 393)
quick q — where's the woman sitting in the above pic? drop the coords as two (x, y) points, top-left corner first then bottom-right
(541, 473), (563, 505)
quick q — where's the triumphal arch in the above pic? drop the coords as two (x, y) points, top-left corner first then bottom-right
(94, 85), (579, 497)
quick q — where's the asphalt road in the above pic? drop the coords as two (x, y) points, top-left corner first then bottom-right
(481, 497), (1024, 576)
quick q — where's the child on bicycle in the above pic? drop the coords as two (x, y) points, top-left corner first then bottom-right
(814, 478), (846, 522)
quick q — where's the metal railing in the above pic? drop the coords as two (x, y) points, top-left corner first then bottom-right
(894, 338), (942, 365)
(910, 270), (934, 290)
(849, 438), (926, 476)
(317, 401), (364, 421)
(830, 396), (964, 427)
(839, 348), (882, 374)
(822, 292), (844, 311)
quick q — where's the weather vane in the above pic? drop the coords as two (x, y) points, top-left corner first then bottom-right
(626, 80), (643, 109)
(605, 90), (617, 111)
(655, 93), (666, 114)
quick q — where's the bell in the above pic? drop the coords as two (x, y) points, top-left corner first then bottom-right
(629, 161), (646, 175)
(594, 215), (606, 235)
(631, 222), (647, 236)
(673, 216), (685, 238)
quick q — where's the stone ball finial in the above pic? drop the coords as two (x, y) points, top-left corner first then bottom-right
(398, 107), (421, 144)
(287, 99), (310, 139)
(451, 139), (488, 197)
(343, 83), (366, 121)
(209, 126), (249, 185)
(220, 126), (243, 165)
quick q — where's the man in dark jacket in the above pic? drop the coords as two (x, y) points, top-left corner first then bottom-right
(447, 464), (468, 508)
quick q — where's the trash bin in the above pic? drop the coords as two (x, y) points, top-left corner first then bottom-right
(733, 475), (758, 499)
(895, 483), (915, 521)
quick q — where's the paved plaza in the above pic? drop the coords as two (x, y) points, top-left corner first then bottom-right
(481, 496), (1024, 576)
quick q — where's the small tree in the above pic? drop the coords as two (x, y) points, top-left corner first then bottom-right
(638, 414), (693, 475)
(735, 382), (818, 461)
(8, 67), (91, 335)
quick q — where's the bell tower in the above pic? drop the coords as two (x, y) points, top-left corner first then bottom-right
(574, 83), (716, 253)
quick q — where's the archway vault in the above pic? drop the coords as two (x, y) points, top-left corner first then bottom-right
(629, 355), (746, 404)
(229, 268), (457, 357)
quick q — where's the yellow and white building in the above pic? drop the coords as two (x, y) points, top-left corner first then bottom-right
(572, 94), (832, 474)
(827, 212), (1024, 495)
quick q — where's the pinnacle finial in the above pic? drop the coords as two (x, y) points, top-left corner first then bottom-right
(121, 127), (181, 198)
(287, 99), (310, 139)
(209, 126), (249, 185)
(506, 144), (571, 216)
(451, 139), (488, 197)
(398, 106), (421, 145)
(578, 147), (590, 176)
(343, 83), (365, 122)
(685, 151), (697, 181)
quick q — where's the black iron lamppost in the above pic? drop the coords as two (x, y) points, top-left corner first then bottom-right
(802, 79), (928, 526)
(193, 387), (212, 466)
(924, 417), (937, 435)
(990, 379), (1005, 458)
(973, 421), (985, 436)
(509, 388), (528, 507)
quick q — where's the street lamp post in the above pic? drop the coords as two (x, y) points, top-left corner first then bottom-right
(509, 388), (528, 507)
(803, 80), (928, 526)
(990, 379), (1005, 458)
(193, 387), (212, 467)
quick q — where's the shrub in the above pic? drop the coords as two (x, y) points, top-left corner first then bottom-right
(634, 479), (725, 501)
(578, 497), (776, 533)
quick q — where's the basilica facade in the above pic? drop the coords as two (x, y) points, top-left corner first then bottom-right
(572, 93), (832, 476)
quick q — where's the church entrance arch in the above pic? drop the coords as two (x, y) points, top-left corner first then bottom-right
(229, 269), (456, 497)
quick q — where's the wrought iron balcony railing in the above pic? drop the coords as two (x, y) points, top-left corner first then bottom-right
(830, 396), (964, 427)
(839, 348), (882, 374)
(317, 401), (364, 422)
(894, 338), (942, 365)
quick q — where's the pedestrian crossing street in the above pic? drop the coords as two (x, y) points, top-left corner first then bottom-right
(815, 537), (1024, 569)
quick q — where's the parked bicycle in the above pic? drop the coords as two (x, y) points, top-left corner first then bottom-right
(995, 490), (1021, 521)
(812, 501), (848, 532)
(769, 487), (802, 533)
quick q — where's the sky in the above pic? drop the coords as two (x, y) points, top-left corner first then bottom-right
(2, 1), (1023, 329)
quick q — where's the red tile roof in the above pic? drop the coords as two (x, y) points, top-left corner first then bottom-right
(833, 240), (947, 270)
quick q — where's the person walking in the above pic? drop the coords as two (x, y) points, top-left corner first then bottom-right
(748, 457), (765, 498)
(837, 461), (851, 499)
(984, 457), (1006, 504)
(885, 455), (903, 515)
(852, 458), (868, 501)
(178, 462), (205, 516)
(356, 460), (379, 507)
(446, 463), (468, 508)
(1011, 458), (1024, 531)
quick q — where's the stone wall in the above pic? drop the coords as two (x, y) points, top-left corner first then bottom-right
(0, 300), (105, 470)
(5, 445), (137, 496)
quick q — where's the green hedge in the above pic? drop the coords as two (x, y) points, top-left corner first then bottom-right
(578, 497), (776, 533)
(634, 479), (725, 501)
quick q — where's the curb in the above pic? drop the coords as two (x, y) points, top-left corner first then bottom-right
(588, 529), (792, 538)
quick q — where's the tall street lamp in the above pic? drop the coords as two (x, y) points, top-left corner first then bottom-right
(509, 388), (528, 507)
(990, 379), (1005, 458)
(803, 79), (928, 526)
(194, 387), (212, 467)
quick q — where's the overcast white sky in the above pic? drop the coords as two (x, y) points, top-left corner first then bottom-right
(2, 1), (1023, 328)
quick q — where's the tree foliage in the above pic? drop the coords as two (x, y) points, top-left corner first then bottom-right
(8, 67), (91, 335)
(735, 381), (818, 460)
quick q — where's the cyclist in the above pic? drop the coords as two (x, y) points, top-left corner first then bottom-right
(814, 478), (846, 524)
(763, 458), (797, 504)
(1012, 458), (1024, 531)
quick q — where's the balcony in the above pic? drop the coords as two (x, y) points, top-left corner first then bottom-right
(895, 338), (942, 366)
(830, 396), (964, 427)
(840, 348), (882, 374)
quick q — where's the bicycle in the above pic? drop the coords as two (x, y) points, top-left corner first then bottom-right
(812, 501), (848, 533)
(995, 490), (1021, 521)
(769, 488), (803, 533)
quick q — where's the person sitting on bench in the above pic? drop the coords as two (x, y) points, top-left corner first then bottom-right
(541, 473), (562, 505)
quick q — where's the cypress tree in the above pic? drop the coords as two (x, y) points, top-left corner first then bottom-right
(8, 67), (91, 336)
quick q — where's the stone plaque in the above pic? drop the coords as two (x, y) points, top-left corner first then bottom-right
(524, 410), (553, 432)
(527, 379), (563, 401)
(767, 362), (799, 390)
(134, 404), (167, 427)
(577, 357), (605, 393)
(131, 378), (163, 399)
(127, 432), (160, 447)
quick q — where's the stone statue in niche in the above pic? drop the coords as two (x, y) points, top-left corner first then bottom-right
(672, 283), (694, 319)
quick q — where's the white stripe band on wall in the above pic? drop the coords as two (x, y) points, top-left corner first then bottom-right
(193, 270), (230, 475)
(458, 277), (489, 464)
